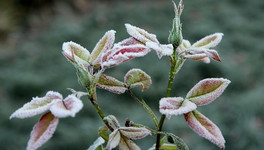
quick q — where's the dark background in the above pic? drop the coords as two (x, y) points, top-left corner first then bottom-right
(0, 0), (263, 149)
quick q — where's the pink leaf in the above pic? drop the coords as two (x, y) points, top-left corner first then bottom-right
(192, 33), (223, 49)
(205, 49), (221, 62)
(90, 30), (116, 67)
(159, 97), (196, 118)
(62, 41), (90, 66)
(101, 44), (150, 68)
(125, 23), (159, 44)
(146, 41), (173, 59)
(27, 112), (59, 150)
(96, 74), (126, 94)
(50, 95), (83, 118)
(115, 37), (142, 46)
(10, 91), (62, 119)
(106, 129), (121, 150)
(124, 69), (152, 91)
(186, 78), (231, 106)
(184, 110), (225, 149)
(119, 127), (151, 140)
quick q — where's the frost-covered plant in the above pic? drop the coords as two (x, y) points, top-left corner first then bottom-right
(10, 1), (230, 150)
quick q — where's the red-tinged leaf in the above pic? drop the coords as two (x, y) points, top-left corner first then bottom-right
(124, 69), (152, 91)
(119, 127), (151, 140)
(90, 30), (116, 66)
(10, 91), (62, 119)
(101, 44), (150, 68)
(125, 23), (159, 44)
(96, 74), (126, 94)
(159, 97), (196, 118)
(27, 112), (59, 150)
(50, 95), (83, 118)
(106, 129), (121, 150)
(192, 33), (223, 49)
(146, 41), (173, 59)
(62, 41), (90, 66)
(119, 137), (140, 150)
(116, 37), (142, 46)
(184, 110), (225, 149)
(205, 49), (221, 62)
(186, 78), (230, 106)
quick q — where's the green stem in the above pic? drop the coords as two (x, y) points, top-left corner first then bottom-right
(155, 56), (185, 149)
(127, 89), (159, 127)
(88, 90), (114, 131)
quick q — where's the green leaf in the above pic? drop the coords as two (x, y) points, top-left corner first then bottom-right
(98, 126), (109, 142)
(166, 133), (189, 150)
(124, 69), (152, 91)
(97, 74), (126, 94)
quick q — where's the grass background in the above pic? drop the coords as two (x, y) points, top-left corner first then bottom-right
(0, 0), (263, 149)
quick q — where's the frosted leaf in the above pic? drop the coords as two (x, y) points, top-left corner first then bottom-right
(50, 95), (83, 118)
(184, 110), (225, 149)
(90, 30), (116, 66)
(205, 49), (221, 62)
(186, 78), (231, 106)
(146, 41), (173, 59)
(96, 74), (126, 94)
(124, 69), (152, 91)
(125, 23), (159, 44)
(101, 44), (150, 68)
(27, 112), (59, 150)
(87, 137), (105, 150)
(201, 57), (211, 63)
(119, 137), (140, 150)
(119, 127), (151, 140)
(115, 37), (142, 46)
(192, 33), (223, 49)
(103, 115), (120, 130)
(10, 91), (62, 119)
(184, 53), (207, 60)
(159, 97), (196, 118)
(62, 41), (90, 66)
(106, 129), (121, 150)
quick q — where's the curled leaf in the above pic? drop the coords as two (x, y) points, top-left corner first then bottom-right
(116, 37), (142, 46)
(204, 49), (221, 62)
(62, 41), (90, 66)
(106, 129), (121, 150)
(125, 23), (159, 44)
(124, 68), (152, 91)
(10, 91), (62, 119)
(104, 115), (120, 130)
(159, 97), (196, 118)
(192, 33), (223, 49)
(101, 44), (150, 68)
(98, 126), (109, 141)
(186, 78), (231, 106)
(146, 41), (173, 59)
(90, 30), (116, 66)
(119, 127), (151, 140)
(27, 112), (59, 150)
(97, 74), (126, 94)
(184, 110), (225, 149)
(50, 95), (83, 118)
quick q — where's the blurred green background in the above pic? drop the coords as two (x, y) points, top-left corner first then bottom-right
(1, 0), (263, 149)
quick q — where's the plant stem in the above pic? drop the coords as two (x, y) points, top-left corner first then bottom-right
(127, 89), (159, 127)
(88, 91), (114, 131)
(155, 55), (185, 149)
